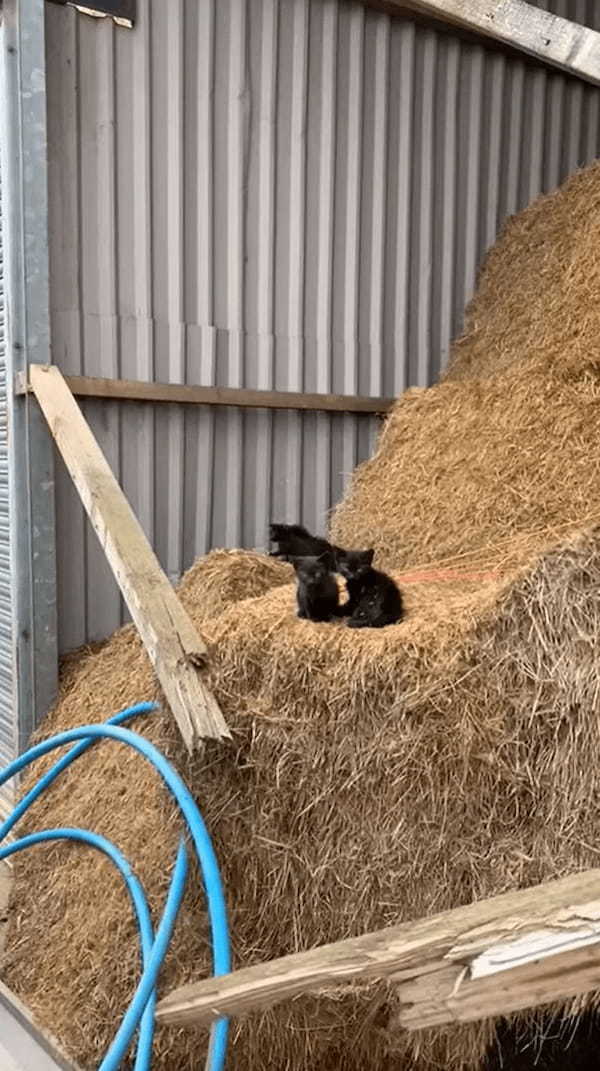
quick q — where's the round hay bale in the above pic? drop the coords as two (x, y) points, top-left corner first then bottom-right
(445, 159), (600, 383)
(177, 548), (292, 622)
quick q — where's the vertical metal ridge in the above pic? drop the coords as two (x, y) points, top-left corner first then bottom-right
(164, 0), (185, 582)
(279, 0), (308, 524)
(433, 34), (459, 375)
(130, 0), (154, 553)
(221, 0), (247, 547)
(410, 27), (436, 386)
(227, 0), (247, 386)
(480, 52), (504, 256)
(341, 3), (364, 396)
(367, 13), (389, 397)
(459, 43), (484, 322)
(256, 0), (278, 389)
(309, 0), (338, 530)
(249, 0), (279, 547)
(390, 19), (415, 395)
(0, 136), (13, 786)
(82, 14), (121, 641)
(315, 0), (337, 392)
(46, 3), (86, 651)
(337, 2), (364, 497)
(193, 0), (216, 557)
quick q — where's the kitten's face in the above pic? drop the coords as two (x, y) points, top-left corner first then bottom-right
(337, 548), (374, 580)
(293, 555), (329, 586)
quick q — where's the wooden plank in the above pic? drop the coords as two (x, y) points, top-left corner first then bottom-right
(395, 941), (600, 1029)
(155, 869), (600, 1027)
(17, 373), (393, 415)
(379, 0), (600, 87)
(29, 364), (229, 753)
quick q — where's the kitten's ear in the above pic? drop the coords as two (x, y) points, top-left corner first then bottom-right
(365, 548), (375, 565)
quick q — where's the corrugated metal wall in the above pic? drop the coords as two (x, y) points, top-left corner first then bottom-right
(45, 0), (600, 651)
(0, 133), (14, 815)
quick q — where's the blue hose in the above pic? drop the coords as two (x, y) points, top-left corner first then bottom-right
(0, 827), (162, 1071)
(0, 704), (231, 1070)
(0, 702), (157, 844)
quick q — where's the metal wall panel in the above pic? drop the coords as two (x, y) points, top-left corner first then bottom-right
(45, 0), (600, 650)
(0, 132), (14, 813)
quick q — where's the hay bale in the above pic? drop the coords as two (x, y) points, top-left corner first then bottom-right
(177, 548), (292, 621)
(445, 160), (600, 383)
(330, 355), (600, 574)
(4, 525), (600, 1070)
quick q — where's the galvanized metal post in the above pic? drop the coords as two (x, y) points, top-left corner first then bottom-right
(0, 0), (58, 755)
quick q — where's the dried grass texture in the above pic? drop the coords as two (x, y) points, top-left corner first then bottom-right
(4, 530), (600, 1071)
(331, 356), (600, 574)
(445, 161), (600, 383)
(177, 548), (292, 621)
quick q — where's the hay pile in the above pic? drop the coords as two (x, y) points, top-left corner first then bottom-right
(445, 160), (600, 383)
(4, 163), (600, 1071)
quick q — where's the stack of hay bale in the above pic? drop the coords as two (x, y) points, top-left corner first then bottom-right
(4, 162), (600, 1070)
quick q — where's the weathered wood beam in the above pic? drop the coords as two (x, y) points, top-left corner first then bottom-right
(381, 0), (600, 87)
(29, 364), (230, 753)
(394, 941), (600, 1029)
(16, 372), (393, 415)
(156, 869), (600, 1028)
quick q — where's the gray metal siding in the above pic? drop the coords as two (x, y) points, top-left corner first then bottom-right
(45, 0), (600, 650)
(0, 156), (15, 802)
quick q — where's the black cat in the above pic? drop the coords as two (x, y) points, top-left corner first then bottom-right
(291, 555), (339, 622)
(269, 523), (335, 567)
(336, 548), (403, 629)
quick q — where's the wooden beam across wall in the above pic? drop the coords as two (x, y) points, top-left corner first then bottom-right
(16, 373), (394, 414)
(380, 0), (600, 87)
(156, 869), (600, 1029)
(66, 375), (393, 414)
(28, 364), (230, 753)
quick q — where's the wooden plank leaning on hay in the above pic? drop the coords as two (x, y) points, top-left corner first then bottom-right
(156, 869), (600, 1029)
(28, 364), (230, 754)
(381, 1), (600, 86)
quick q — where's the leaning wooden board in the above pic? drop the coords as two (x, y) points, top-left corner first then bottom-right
(29, 364), (229, 753)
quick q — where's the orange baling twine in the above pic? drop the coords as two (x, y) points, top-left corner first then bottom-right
(397, 568), (500, 585)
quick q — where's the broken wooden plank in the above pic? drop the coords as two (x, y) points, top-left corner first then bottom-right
(395, 940), (600, 1029)
(383, 0), (600, 87)
(155, 869), (600, 1027)
(29, 364), (229, 752)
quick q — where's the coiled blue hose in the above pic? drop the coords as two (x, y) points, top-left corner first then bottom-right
(0, 703), (230, 1070)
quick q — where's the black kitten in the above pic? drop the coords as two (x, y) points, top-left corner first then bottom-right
(269, 523), (335, 567)
(291, 555), (339, 622)
(337, 549), (403, 629)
